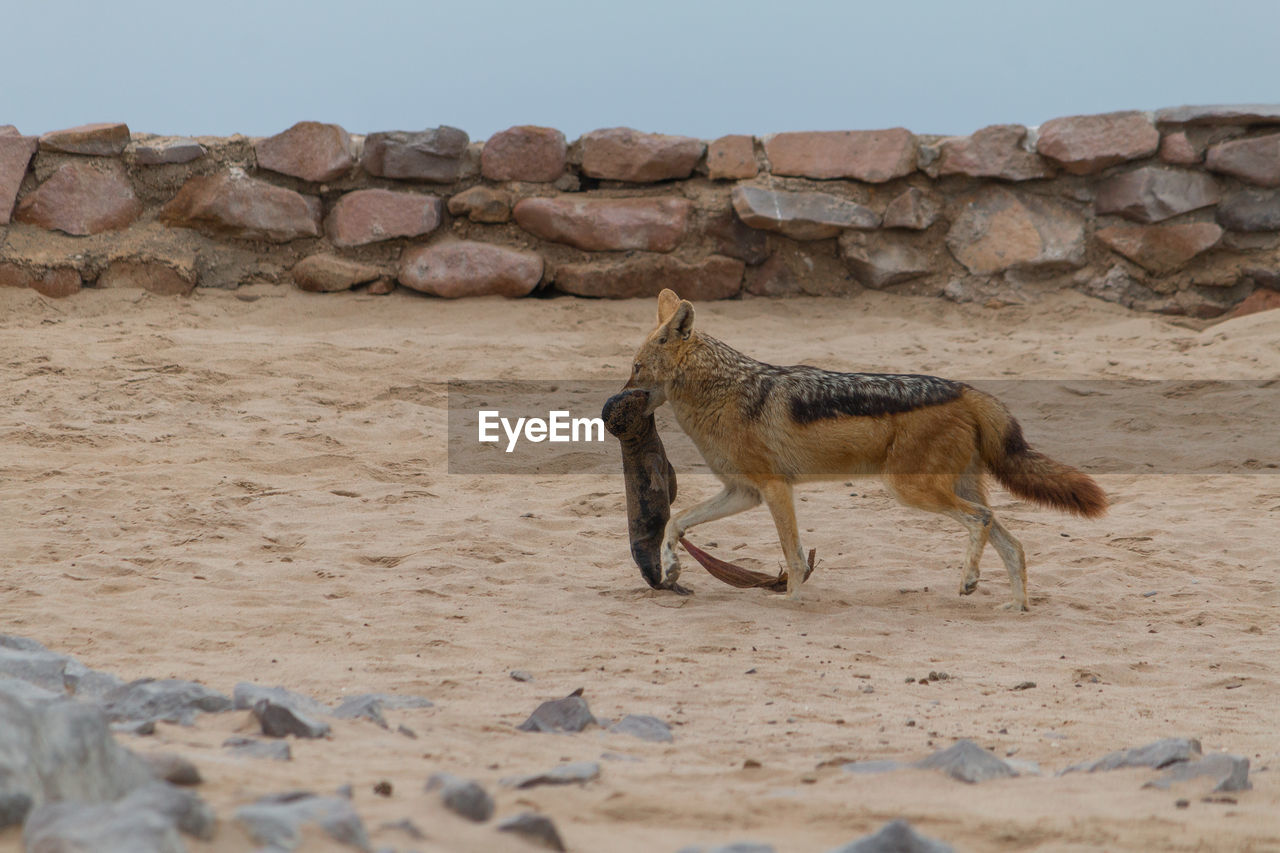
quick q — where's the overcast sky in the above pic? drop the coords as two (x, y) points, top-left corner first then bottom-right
(5, 0), (1279, 141)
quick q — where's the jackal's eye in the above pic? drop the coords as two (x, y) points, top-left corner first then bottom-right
(632, 361), (641, 374)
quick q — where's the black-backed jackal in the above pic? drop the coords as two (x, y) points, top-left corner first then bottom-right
(623, 289), (1107, 611)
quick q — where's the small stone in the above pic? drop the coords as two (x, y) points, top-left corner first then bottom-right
(292, 255), (384, 293)
(838, 232), (933, 288)
(372, 780), (392, 797)
(513, 196), (692, 251)
(1011, 681), (1037, 691)
(704, 209), (770, 265)
(15, 160), (142, 235)
(223, 737), (292, 761)
(1227, 288), (1280, 318)
(609, 714), (673, 742)
(946, 186), (1086, 274)
(497, 812), (566, 851)
(362, 126), (470, 182)
(1063, 737), (1203, 773)
(732, 185), (879, 240)
(1144, 753), (1251, 793)
(517, 692), (599, 733)
(0, 133), (38, 224)
(234, 792), (370, 851)
(1205, 133), (1280, 187)
(915, 740), (1019, 784)
(141, 753), (202, 787)
(39, 122), (131, 156)
(882, 187), (940, 230)
(97, 260), (195, 296)
(367, 278), (395, 295)
(481, 125), (567, 182)
(131, 136), (205, 165)
(447, 185), (513, 223)
(1159, 132), (1200, 165)
(1095, 223), (1223, 275)
(554, 254), (743, 300)
(826, 819), (955, 853)
(255, 121), (356, 182)
(764, 128), (917, 182)
(325, 188), (443, 246)
(426, 772), (494, 822)
(0, 263), (82, 298)
(841, 760), (906, 775)
(398, 240), (543, 298)
(510, 670), (534, 682)
(160, 171), (320, 242)
(501, 761), (600, 789)
(579, 127), (704, 182)
(232, 683), (331, 716)
(252, 699), (331, 739)
(707, 135), (758, 180)
(1036, 111), (1159, 175)
(102, 678), (233, 726)
(1094, 167), (1221, 223)
(1217, 189), (1280, 231)
(927, 124), (1053, 181)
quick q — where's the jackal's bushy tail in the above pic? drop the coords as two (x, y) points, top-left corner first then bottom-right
(970, 391), (1108, 518)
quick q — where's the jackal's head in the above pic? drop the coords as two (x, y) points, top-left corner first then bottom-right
(623, 288), (695, 406)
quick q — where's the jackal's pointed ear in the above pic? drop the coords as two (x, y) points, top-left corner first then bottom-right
(663, 300), (695, 341)
(656, 289), (681, 324)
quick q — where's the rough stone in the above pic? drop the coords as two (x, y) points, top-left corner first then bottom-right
(501, 761), (601, 789)
(497, 812), (566, 851)
(447, 185), (513, 223)
(234, 791), (371, 851)
(609, 714), (673, 743)
(555, 254), (744, 300)
(1228, 287), (1280, 318)
(1096, 223), (1223, 274)
(764, 128), (917, 182)
(1217, 189), (1280, 231)
(222, 737), (292, 761)
(707, 135), (758, 180)
(927, 124), (1053, 181)
(39, 122), (131, 156)
(15, 160), (142, 235)
(513, 196), (692, 252)
(838, 232), (933, 288)
(232, 682), (330, 716)
(1159, 132), (1200, 165)
(517, 692), (600, 733)
(1094, 167), (1221, 223)
(24, 780), (217, 851)
(1144, 753), (1251, 793)
(0, 133), (37, 224)
(97, 260), (196, 296)
(703, 209), (770, 265)
(825, 819), (955, 853)
(426, 773), (494, 822)
(291, 255), (384, 293)
(325, 188), (443, 246)
(1155, 104), (1280, 126)
(946, 186), (1086, 274)
(882, 187), (941, 230)
(841, 760), (908, 775)
(1205, 133), (1280, 186)
(1036, 111), (1159, 175)
(1063, 737), (1203, 773)
(743, 245), (853, 297)
(252, 698), (332, 739)
(331, 692), (432, 728)
(0, 682), (154, 829)
(131, 136), (206, 165)
(1077, 265), (1177, 313)
(481, 125), (567, 182)
(100, 678), (233, 726)
(160, 170), (321, 242)
(255, 121), (357, 182)
(731, 185), (879, 240)
(0, 263), (82, 298)
(579, 127), (705, 182)
(362, 126), (470, 182)
(141, 752), (202, 787)
(399, 240), (543, 298)
(914, 739), (1019, 784)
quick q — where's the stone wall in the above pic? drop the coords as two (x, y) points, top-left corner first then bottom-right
(4, 107), (1280, 317)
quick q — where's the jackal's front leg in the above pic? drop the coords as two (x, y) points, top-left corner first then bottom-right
(757, 480), (810, 600)
(661, 485), (761, 593)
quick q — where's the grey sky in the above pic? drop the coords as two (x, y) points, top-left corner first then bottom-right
(5, 0), (1280, 141)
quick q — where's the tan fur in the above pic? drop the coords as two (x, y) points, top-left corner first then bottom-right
(624, 289), (1107, 611)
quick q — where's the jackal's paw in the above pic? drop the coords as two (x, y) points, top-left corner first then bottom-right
(959, 578), (979, 596)
(661, 580), (693, 596)
(998, 600), (1030, 613)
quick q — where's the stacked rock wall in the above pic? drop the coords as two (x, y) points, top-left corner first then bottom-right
(4, 107), (1280, 316)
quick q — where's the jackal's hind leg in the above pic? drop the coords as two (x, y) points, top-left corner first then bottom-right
(953, 470), (990, 597)
(662, 485), (761, 590)
(987, 518), (1028, 611)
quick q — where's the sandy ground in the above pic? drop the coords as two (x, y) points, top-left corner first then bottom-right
(1, 285), (1278, 852)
